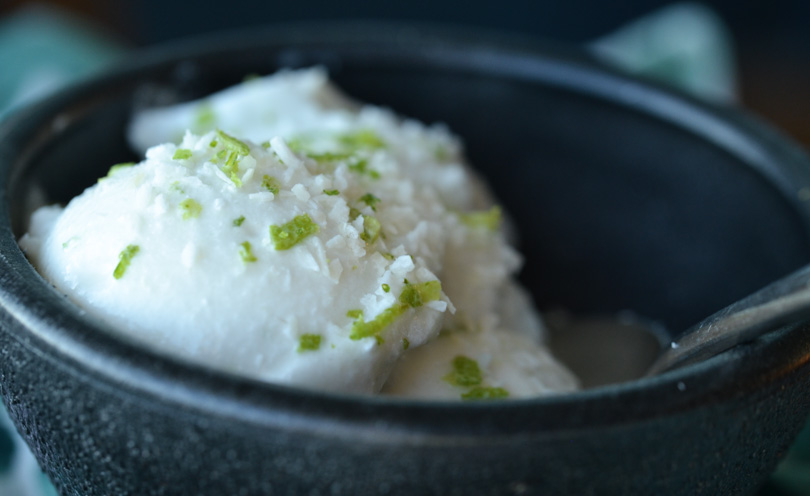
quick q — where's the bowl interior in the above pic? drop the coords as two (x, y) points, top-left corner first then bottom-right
(7, 28), (810, 352)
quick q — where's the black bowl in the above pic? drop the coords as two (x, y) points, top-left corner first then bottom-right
(2, 23), (810, 496)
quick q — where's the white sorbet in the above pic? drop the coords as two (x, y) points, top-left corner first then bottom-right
(20, 68), (578, 399)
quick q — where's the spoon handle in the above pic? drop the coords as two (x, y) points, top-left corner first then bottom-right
(646, 264), (810, 376)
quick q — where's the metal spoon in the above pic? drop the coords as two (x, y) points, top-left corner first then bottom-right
(646, 264), (810, 376)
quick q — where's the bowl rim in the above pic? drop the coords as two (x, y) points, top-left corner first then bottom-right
(2, 21), (810, 441)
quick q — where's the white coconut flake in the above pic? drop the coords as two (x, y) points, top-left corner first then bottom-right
(291, 184), (310, 202)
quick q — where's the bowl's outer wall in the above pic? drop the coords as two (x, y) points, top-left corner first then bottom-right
(3, 25), (810, 495)
(3, 316), (810, 496)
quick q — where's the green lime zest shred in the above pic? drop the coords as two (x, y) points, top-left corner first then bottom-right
(194, 102), (216, 131)
(173, 148), (193, 160)
(222, 150), (243, 187)
(382, 283), (390, 293)
(307, 151), (355, 162)
(360, 215), (381, 245)
(62, 236), (79, 249)
(113, 244), (140, 280)
(298, 334), (322, 352)
(261, 175), (280, 194)
(461, 387), (510, 401)
(346, 309), (363, 319)
(99, 162), (135, 182)
(360, 193), (381, 211)
(233, 215), (245, 227)
(444, 356), (483, 387)
(348, 158), (380, 179)
(270, 214), (319, 250)
(399, 280), (441, 308)
(239, 241), (257, 263)
(261, 140), (271, 149)
(180, 199), (202, 220)
(402, 337), (410, 350)
(209, 140), (218, 148)
(460, 206), (502, 231)
(339, 129), (386, 150)
(349, 304), (405, 340)
(216, 129), (250, 155)
(323, 189), (340, 196)
(349, 280), (442, 341)
(286, 137), (306, 153)
(381, 252), (395, 261)
(215, 130), (250, 186)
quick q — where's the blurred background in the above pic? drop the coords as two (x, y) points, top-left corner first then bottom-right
(2, 0), (810, 144)
(1, 0), (810, 495)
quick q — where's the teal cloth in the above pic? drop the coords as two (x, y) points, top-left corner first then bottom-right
(0, 5), (123, 118)
(0, 3), (806, 495)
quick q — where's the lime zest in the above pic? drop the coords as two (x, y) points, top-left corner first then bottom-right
(444, 356), (483, 387)
(173, 149), (193, 160)
(261, 140), (271, 149)
(298, 334), (322, 352)
(215, 130), (250, 186)
(180, 199), (202, 220)
(323, 189), (340, 196)
(402, 337), (410, 350)
(61, 236), (79, 249)
(382, 283), (390, 293)
(194, 102), (216, 131)
(434, 144), (450, 161)
(222, 150), (243, 187)
(239, 241), (257, 263)
(233, 215), (245, 227)
(307, 151), (355, 162)
(216, 130), (250, 155)
(349, 280), (442, 341)
(113, 244), (140, 280)
(360, 193), (380, 211)
(261, 175), (280, 194)
(99, 162), (135, 182)
(270, 214), (319, 250)
(461, 387), (510, 401)
(286, 136), (306, 153)
(349, 304), (406, 340)
(339, 129), (386, 150)
(399, 280), (441, 308)
(348, 158), (380, 179)
(360, 215), (381, 245)
(460, 206), (501, 231)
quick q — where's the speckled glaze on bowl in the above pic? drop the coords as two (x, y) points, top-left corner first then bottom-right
(2, 23), (810, 496)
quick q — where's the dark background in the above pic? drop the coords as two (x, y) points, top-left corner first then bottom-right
(3, 0), (810, 146)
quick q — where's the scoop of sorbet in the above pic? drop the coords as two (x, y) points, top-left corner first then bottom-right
(20, 69), (578, 398)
